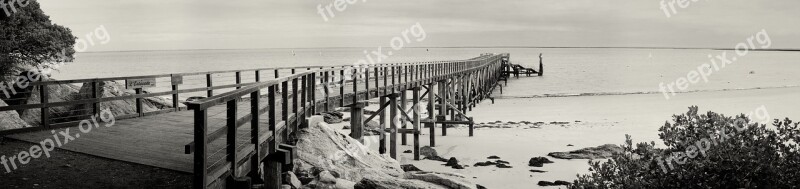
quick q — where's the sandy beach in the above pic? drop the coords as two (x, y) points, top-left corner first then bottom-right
(328, 86), (800, 189)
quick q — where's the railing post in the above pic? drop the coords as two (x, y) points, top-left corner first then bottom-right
(235, 72), (242, 89)
(226, 100), (237, 174)
(268, 85), (277, 153)
(311, 73), (317, 115)
(40, 85), (49, 128)
(170, 78), (179, 111)
(193, 108), (208, 189)
(255, 70), (261, 82)
(206, 74), (213, 97)
(92, 81), (100, 115)
(135, 88), (143, 117)
(339, 69), (344, 107)
(292, 78), (299, 132)
(388, 93), (398, 159)
(249, 90), (261, 179)
(282, 81), (289, 141)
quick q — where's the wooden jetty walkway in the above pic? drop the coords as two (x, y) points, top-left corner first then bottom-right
(1, 53), (539, 189)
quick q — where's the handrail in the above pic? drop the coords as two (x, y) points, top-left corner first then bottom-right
(186, 54), (501, 111)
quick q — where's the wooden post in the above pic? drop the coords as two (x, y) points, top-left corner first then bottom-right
(282, 81), (289, 141)
(412, 87), (421, 160)
(206, 74), (213, 97)
(538, 53), (544, 76)
(193, 108), (208, 189)
(293, 78), (299, 132)
(339, 69), (344, 107)
(438, 80), (447, 136)
(379, 96), (387, 154)
(249, 91), (261, 179)
(388, 93), (398, 159)
(427, 83), (436, 147)
(226, 100), (238, 174)
(235, 71), (242, 89)
(349, 101), (367, 143)
(469, 117), (474, 137)
(400, 90), (407, 145)
(93, 81), (100, 115)
(135, 88), (144, 117)
(268, 86), (277, 153)
(40, 85), (49, 128)
(170, 80), (179, 111)
(264, 159), (282, 189)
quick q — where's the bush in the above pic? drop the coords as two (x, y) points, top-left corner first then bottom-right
(571, 106), (800, 188)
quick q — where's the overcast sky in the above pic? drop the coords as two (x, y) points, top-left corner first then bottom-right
(38, 0), (800, 52)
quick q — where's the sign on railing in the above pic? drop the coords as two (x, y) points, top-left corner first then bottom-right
(126, 78), (157, 89)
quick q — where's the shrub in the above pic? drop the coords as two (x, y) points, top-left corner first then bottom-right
(571, 106), (800, 188)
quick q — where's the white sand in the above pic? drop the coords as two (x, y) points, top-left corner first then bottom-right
(328, 87), (800, 189)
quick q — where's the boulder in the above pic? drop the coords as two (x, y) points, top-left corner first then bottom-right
(0, 100), (32, 130)
(334, 179), (355, 189)
(354, 175), (448, 189)
(284, 171), (303, 189)
(548, 144), (623, 159)
(528, 157), (554, 167)
(404, 172), (476, 189)
(445, 157), (459, 167)
(322, 112), (344, 124)
(75, 81), (172, 118)
(419, 146), (438, 157)
(18, 80), (83, 126)
(401, 164), (422, 172)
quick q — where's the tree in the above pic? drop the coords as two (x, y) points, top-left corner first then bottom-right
(1, 0), (75, 81)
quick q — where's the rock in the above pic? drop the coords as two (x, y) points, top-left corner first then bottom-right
(496, 164), (512, 168)
(537, 181), (555, 186)
(18, 79), (84, 126)
(354, 175), (449, 189)
(528, 157), (554, 167)
(317, 170), (338, 188)
(554, 180), (572, 185)
(284, 171), (303, 189)
(495, 160), (509, 165)
(322, 112), (344, 124)
(529, 169), (547, 173)
(0, 100), (32, 130)
(487, 156), (500, 159)
(419, 146), (438, 157)
(342, 125), (351, 130)
(401, 164), (422, 172)
(335, 178), (356, 189)
(548, 144), (623, 159)
(476, 184), (487, 189)
(424, 156), (448, 162)
(473, 161), (495, 167)
(404, 172), (475, 189)
(445, 157), (459, 167)
(403, 150), (412, 153)
(567, 144), (574, 147)
(74, 80), (172, 119)
(294, 116), (404, 182)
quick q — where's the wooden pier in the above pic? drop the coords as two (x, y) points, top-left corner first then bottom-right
(1, 53), (534, 189)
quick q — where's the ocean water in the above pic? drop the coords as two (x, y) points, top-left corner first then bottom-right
(51, 48), (800, 97)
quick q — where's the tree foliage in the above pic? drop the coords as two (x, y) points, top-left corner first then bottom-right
(571, 106), (800, 188)
(1, 0), (75, 80)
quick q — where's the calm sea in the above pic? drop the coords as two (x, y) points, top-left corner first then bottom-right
(51, 48), (800, 97)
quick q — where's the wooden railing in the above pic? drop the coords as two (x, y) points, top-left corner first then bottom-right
(185, 53), (506, 188)
(0, 63), (403, 135)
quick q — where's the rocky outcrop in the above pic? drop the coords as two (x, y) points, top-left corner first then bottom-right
(295, 116), (477, 189)
(529, 157), (554, 167)
(322, 112), (344, 124)
(0, 99), (32, 130)
(19, 80), (84, 126)
(404, 172), (475, 189)
(75, 81), (172, 117)
(548, 144), (623, 159)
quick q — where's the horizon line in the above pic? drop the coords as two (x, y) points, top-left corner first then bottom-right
(78, 46), (800, 53)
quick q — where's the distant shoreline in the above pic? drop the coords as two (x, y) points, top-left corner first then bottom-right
(78, 46), (800, 54)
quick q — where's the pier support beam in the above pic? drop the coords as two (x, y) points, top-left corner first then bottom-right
(379, 97), (387, 154)
(401, 90), (407, 145)
(412, 87), (421, 160)
(388, 93), (399, 159)
(438, 80), (448, 136)
(349, 101), (368, 143)
(426, 83), (436, 147)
